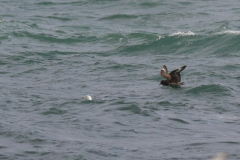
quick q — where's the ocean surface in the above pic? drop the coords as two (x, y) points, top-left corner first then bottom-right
(1, 0), (240, 159)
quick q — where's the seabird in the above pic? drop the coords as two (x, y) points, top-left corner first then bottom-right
(82, 95), (92, 100)
(160, 65), (186, 86)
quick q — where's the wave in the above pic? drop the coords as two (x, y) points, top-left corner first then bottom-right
(0, 35), (9, 42)
(186, 84), (230, 96)
(117, 103), (141, 114)
(46, 16), (71, 21)
(168, 118), (189, 124)
(99, 14), (138, 20)
(140, 2), (160, 7)
(36, 2), (55, 5)
(114, 29), (240, 57)
(116, 32), (199, 55)
(170, 31), (197, 37)
(12, 31), (98, 44)
(10, 28), (240, 57)
(42, 107), (67, 115)
(157, 101), (186, 107)
(216, 30), (240, 35)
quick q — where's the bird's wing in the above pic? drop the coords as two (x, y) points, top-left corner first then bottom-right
(176, 65), (186, 73)
(169, 69), (178, 84)
(170, 65), (186, 83)
(161, 65), (171, 80)
(161, 65), (168, 74)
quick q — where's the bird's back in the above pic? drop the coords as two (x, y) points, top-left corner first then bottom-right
(169, 65), (186, 84)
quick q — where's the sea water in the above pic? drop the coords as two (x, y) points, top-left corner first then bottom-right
(0, 0), (240, 159)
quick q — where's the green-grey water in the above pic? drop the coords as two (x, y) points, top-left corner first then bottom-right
(1, 0), (240, 159)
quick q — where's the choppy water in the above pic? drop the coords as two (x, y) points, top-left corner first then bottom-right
(1, 0), (240, 159)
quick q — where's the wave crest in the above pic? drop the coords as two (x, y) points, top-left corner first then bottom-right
(216, 30), (240, 35)
(170, 31), (197, 37)
(187, 84), (230, 96)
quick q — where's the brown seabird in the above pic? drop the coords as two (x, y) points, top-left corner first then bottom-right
(160, 65), (186, 86)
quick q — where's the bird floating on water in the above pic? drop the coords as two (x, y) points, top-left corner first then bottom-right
(210, 152), (227, 160)
(160, 65), (186, 86)
(82, 95), (92, 100)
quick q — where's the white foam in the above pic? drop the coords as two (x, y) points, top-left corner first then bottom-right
(216, 30), (240, 35)
(170, 31), (197, 37)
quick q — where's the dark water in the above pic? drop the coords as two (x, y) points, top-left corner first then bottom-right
(1, 0), (240, 159)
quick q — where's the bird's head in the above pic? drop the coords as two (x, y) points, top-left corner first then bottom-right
(160, 80), (169, 86)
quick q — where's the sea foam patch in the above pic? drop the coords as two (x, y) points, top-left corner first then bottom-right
(216, 30), (240, 35)
(170, 31), (197, 37)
